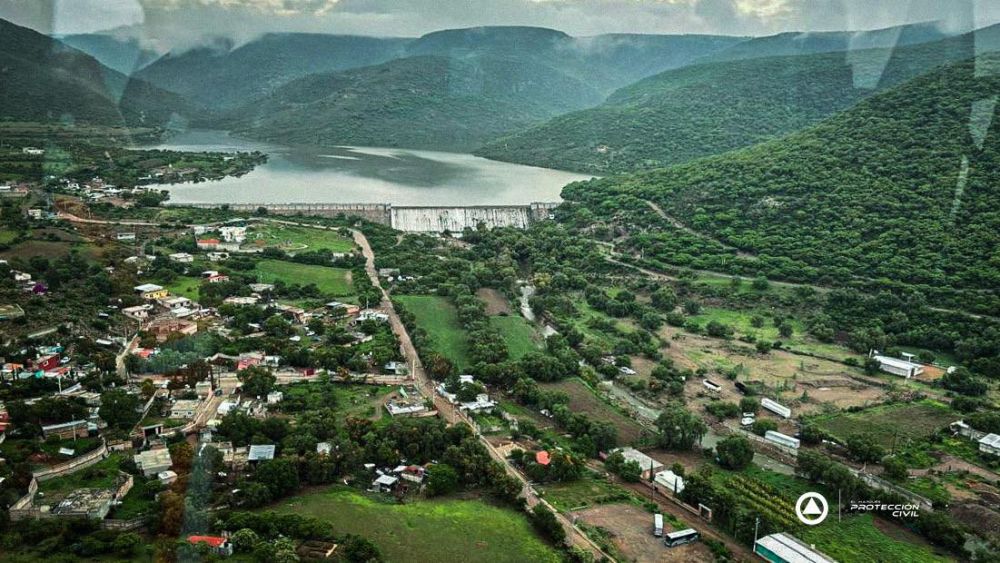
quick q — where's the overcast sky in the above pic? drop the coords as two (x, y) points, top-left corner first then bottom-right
(3, 0), (1000, 50)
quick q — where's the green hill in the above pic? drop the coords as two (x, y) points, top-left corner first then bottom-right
(560, 53), (1000, 291)
(135, 33), (410, 110)
(697, 21), (952, 63)
(476, 25), (1000, 174)
(135, 26), (743, 112)
(0, 18), (193, 128)
(227, 54), (607, 151)
(57, 31), (162, 74)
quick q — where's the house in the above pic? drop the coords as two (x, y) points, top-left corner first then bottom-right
(317, 442), (332, 455)
(357, 309), (389, 323)
(123, 304), (154, 320)
(224, 295), (258, 306)
(372, 474), (399, 492)
(116, 232), (136, 241)
(159, 296), (193, 311)
(611, 447), (664, 479)
(274, 303), (307, 323)
(135, 283), (168, 300)
(157, 470), (178, 485)
(871, 352), (924, 379)
(148, 318), (198, 342)
(385, 399), (427, 417)
(195, 381), (213, 399)
(170, 399), (201, 419)
(219, 225), (247, 243)
(978, 433), (1000, 457)
(169, 252), (194, 263)
(207, 252), (229, 262)
(653, 469), (685, 494)
(134, 448), (173, 477)
(196, 238), (221, 250)
(326, 301), (361, 316)
(398, 465), (426, 484)
(22, 147), (44, 155)
(535, 451), (551, 466)
(248, 444), (276, 463)
(460, 394), (496, 413)
(384, 361), (409, 375)
(42, 419), (88, 440)
(754, 532), (836, 563)
(187, 536), (234, 557)
(266, 391), (283, 405)
(249, 283), (275, 293)
(207, 274), (230, 284)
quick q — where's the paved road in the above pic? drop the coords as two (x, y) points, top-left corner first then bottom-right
(350, 228), (613, 561)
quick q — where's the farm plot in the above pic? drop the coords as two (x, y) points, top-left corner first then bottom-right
(255, 259), (353, 297)
(245, 224), (355, 253)
(395, 295), (471, 370)
(490, 315), (542, 360)
(540, 378), (647, 444)
(809, 400), (955, 448)
(271, 487), (560, 563)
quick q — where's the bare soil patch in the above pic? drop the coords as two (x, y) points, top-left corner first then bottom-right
(571, 502), (711, 562)
(477, 287), (512, 315)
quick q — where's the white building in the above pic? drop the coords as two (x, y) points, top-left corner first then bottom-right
(653, 469), (685, 494)
(871, 352), (924, 379)
(761, 398), (792, 419)
(611, 447), (664, 478)
(219, 226), (247, 243)
(170, 399), (201, 419)
(134, 448), (173, 477)
(169, 252), (194, 263)
(979, 433), (1000, 456)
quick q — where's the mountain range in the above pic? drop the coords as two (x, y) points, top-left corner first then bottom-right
(476, 24), (1000, 173)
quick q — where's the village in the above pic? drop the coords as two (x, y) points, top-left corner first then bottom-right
(0, 179), (998, 563)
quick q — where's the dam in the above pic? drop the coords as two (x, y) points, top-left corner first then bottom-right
(174, 202), (560, 233)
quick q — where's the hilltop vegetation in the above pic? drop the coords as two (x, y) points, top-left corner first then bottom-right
(0, 19), (194, 129)
(477, 25), (1000, 173)
(561, 54), (1000, 292)
(228, 54), (604, 150)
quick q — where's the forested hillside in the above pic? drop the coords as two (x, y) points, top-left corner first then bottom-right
(560, 54), (1000, 293)
(57, 31), (162, 74)
(135, 26), (743, 113)
(697, 21), (951, 63)
(0, 19), (194, 128)
(135, 33), (410, 110)
(477, 25), (1000, 174)
(227, 54), (607, 150)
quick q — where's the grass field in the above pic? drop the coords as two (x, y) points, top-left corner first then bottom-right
(164, 275), (203, 300)
(538, 475), (634, 511)
(491, 315), (542, 360)
(272, 487), (560, 563)
(38, 454), (124, 495)
(801, 514), (948, 563)
(540, 378), (646, 444)
(247, 224), (355, 253)
(396, 295), (471, 370)
(0, 230), (18, 244)
(809, 400), (955, 448)
(256, 259), (353, 297)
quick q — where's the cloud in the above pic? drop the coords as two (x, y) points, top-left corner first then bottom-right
(3, 0), (999, 52)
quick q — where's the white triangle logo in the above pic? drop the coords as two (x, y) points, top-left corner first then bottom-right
(803, 498), (822, 515)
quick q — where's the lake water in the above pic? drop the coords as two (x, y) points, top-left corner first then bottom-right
(147, 130), (594, 206)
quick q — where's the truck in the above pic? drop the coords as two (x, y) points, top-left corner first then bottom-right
(653, 513), (664, 537)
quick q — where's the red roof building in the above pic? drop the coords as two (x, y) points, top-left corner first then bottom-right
(187, 535), (233, 556)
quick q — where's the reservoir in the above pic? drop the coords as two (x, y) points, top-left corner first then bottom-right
(148, 130), (593, 206)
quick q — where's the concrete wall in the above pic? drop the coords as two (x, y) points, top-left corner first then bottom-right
(175, 202), (560, 233)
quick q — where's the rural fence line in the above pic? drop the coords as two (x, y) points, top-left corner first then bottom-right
(33, 440), (109, 482)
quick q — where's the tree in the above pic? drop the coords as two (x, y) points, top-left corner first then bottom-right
(655, 405), (707, 450)
(651, 287), (678, 311)
(752, 276), (770, 291)
(239, 366), (276, 398)
(778, 321), (794, 338)
(716, 436), (754, 470)
(847, 434), (885, 464)
(739, 397), (759, 414)
(98, 389), (142, 430)
(749, 419), (776, 436)
(882, 456), (908, 481)
(529, 504), (566, 545)
(426, 464), (459, 496)
(230, 528), (260, 553)
(255, 458), (299, 498)
(343, 534), (382, 562)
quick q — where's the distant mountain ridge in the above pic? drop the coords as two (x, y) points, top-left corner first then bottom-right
(476, 24), (1000, 173)
(225, 53), (607, 150)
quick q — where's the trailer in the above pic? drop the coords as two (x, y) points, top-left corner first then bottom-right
(761, 398), (791, 419)
(653, 513), (663, 537)
(765, 430), (800, 449)
(702, 379), (722, 393)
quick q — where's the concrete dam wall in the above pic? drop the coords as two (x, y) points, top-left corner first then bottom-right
(175, 202), (559, 233)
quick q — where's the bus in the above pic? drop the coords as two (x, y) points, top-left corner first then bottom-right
(653, 514), (663, 537)
(664, 528), (700, 547)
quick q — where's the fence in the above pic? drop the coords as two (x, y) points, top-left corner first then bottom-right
(34, 440), (109, 482)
